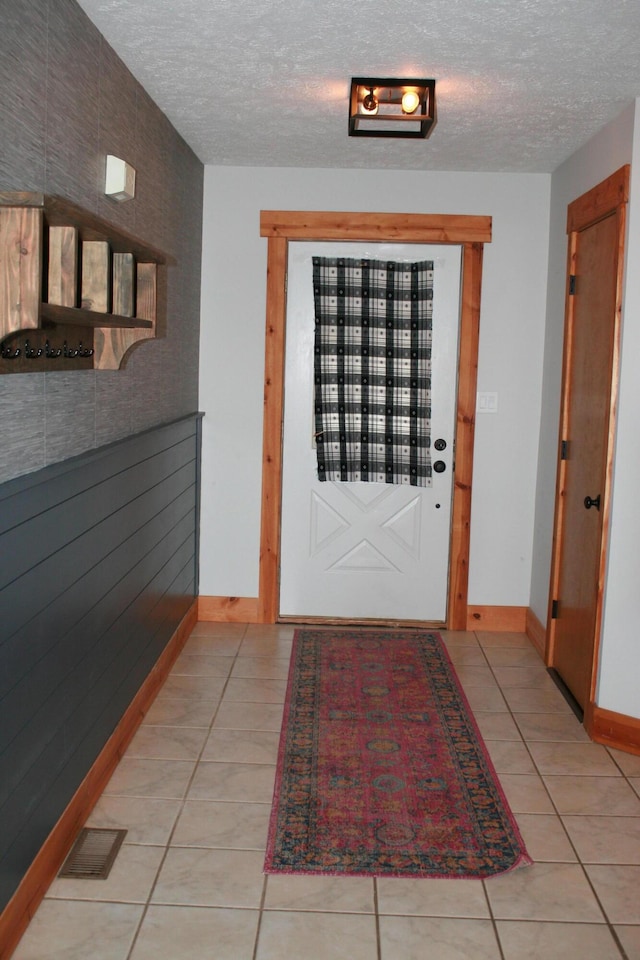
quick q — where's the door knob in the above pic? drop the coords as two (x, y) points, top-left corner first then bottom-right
(433, 461), (446, 473)
(584, 494), (601, 511)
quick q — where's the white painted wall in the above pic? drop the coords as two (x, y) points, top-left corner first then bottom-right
(527, 103), (639, 719)
(199, 167), (550, 608)
(598, 103), (640, 718)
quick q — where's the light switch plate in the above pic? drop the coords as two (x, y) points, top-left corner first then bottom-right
(477, 392), (498, 413)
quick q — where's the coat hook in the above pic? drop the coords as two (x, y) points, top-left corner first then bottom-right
(44, 339), (63, 359)
(77, 340), (94, 358)
(63, 340), (79, 359)
(1, 342), (21, 359)
(24, 339), (43, 359)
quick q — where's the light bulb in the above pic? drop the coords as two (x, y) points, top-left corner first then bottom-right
(361, 88), (379, 115)
(401, 90), (420, 115)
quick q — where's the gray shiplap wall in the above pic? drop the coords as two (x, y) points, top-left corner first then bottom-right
(0, 414), (202, 914)
(0, 0), (204, 482)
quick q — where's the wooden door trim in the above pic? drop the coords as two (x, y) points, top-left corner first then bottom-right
(258, 234), (288, 624)
(545, 165), (629, 714)
(258, 211), (492, 628)
(261, 211), (492, 244)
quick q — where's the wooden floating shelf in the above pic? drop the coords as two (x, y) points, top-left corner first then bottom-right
(0, 191), (171, 373)
(41, 303), (154, 329)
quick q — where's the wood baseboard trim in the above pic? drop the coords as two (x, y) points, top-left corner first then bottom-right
(525, 607), (546, 660)
(0, 600), (198, 960)
(588, 704), (640, 757)
(197, 596), (260, 622)
(466, 605), (527, 632)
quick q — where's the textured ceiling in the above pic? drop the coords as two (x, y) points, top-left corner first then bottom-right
(77, 0), (640, 172)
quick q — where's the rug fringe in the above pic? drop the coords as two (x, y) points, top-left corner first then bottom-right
(264, 851), (534, 881)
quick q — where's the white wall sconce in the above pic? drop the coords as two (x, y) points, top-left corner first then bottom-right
(349, 78), (437, 139)
(104, 155), (136, 202)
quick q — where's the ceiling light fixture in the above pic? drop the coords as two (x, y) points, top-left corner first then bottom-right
(349, 77), (436, 139)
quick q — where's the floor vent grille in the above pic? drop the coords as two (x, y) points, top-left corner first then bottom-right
(58, 828), (127, 880)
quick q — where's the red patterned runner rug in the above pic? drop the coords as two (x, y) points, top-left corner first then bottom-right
(264, 629), (531, 878)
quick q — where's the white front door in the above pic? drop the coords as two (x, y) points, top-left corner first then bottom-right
(279, 242), (462, 622)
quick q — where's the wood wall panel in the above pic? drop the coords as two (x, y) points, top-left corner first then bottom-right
(198, 596), (260, 622)
(526, 607), (546, 659)
(466, 605), (528, 632)
(0, 512), (196, 809)
(589, 704), (640, 756)
(0, 599), (198, 960)
(0, 414), (202, 916)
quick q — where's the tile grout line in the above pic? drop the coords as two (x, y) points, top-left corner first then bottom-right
(480, 878), (507, 960)
(373, 877), (382, 960)
(473, 633), (524, 960)
(251, 874), (269, 960)
(479, 634), (633, 958)
(123, 622), (252, 960)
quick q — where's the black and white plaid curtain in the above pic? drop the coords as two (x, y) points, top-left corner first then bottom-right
(313, 257), (434, 487)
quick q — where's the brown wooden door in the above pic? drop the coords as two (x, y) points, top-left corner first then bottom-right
(548, 167), (629, 712)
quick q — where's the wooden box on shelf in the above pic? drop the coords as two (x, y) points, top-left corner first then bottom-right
(0, 191), (171, 373)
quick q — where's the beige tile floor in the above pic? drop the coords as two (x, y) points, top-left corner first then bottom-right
(11, 624), (640, 960)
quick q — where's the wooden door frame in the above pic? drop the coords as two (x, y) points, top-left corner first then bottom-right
(545, 165), (629, 726)
(257, 211), (492, 628)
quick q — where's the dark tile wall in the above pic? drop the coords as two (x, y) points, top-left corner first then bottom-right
(0, 0), (203, 482)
